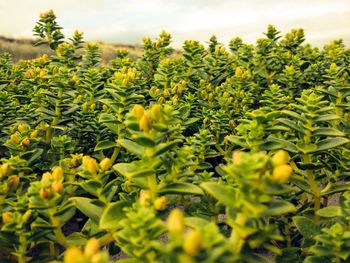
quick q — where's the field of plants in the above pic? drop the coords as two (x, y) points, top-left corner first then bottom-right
(1, 10), (350, 263)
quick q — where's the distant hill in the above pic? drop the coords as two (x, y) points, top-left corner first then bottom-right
(0, 35), (143, 63)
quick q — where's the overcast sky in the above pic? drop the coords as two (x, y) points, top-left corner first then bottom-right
(0, 0), (349, 47)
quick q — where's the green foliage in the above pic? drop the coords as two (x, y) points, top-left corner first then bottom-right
(0, 9), (350, 263)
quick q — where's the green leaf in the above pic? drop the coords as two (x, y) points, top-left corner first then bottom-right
(321, 183), (350, 196)
(314, 114), (340, 123)
(70, 197), (103, 223)
(153, 140), (181, 156)
(99, 201), (130, 230)
(200, 182), (236, 208)
(133, 134), (156, 147)
(278, 118), (305, 133)
(316, 206), (342, 218)
(264, 200), (296, 216)
(94, 140), (116, 151)
(158, 183), (204, 195)
(185, 217), (210, 228)
(118, 139), (144, 156)
(113, 162), (154, 178)
(293, 216), (320, 239)
(312, 128), (344, 137)
(314, 137), (349, 153)
(281, 110), (307, 122)
(304, 256), (331, 263)
(275, 247), (301, 263)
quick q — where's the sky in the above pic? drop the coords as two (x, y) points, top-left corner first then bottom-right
(0, 0), (349, 47)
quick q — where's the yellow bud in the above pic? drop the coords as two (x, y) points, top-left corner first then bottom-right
(0, 163), (10, 177)
(90, 103), (96, 111)
(232, 151), (242, 164)
(272, 164), (293, 183)
(21, 137), (30, 147)
(70, 156), (80, 168)
(132, 105), (145, 120)
(82, 156), (91, 168)
(7, 175), (19, 190)
(51, 181), (64, 194)
(99, 158), (112, 171)
(139, 190), (152, 206)
(22, 210), (32, 223)
(163, 89), (170, 96)
(25, 69), (35, 78)
(87, 158), (99, 175)
(139, 114), (151, 133)
(18, 123), (27, 132)
(2, 212), (13, 224)
(271, 150), (289, 167)
(183, 229), (202, 256)
(30, 130), (39, 138)
(41, 172), (53, 185)
(150, 104), (162, 121)
(154, 196), (168, 211)
(235, 67), (243, 77)
(84, 238), (100, 257)
(52, 166), (64, 181)
(64, 247), (84, 263)
(10, 134), (20, 144)
(39, 187), (51, 199)
(167, 208), (184, 235)
(39, 70), (46, 78)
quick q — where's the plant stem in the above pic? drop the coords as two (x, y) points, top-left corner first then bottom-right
(230, 213), (247, 254)
(17, 233), (27, 263)
(302, 154), (321, 222)
(49, 207), (67, 247)
(98, 232), (114, 247)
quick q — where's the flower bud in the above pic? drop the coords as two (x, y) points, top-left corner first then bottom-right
(39, 70), (46, 78)
(51, 181), (64, 194)
(22, 210), (32, 223)
(232, 151), (242, 164)
(235, 67), (243, 77)
(30, 130), (39, 138)
(167, 208), (184, 235)
(139, 190), (152, 206)
(272, 164), (293, 183)
(132, 104), (145, 120)
(41, 172), (52, 185)
(183, 229), (202, 256)
(99, 158), (112, 171)
(271, 150), (289, 167)
(2, 212), (13, 224)
(154, 196), (168, 211)
(87, 158), (99, 175)
(64, 247), (84, 263)
(139, 114), (151, 133)
(21, 137), (30, 147)
(84, 238), (100, 257)
(39, 187), (51, 199)
(18, 123), (28, 133)
(52, 166), (64, 181)
(150, 104), (162, 121)
(10, 134), (20, 144)
(7, 175), (19, 190)
(0, 163), (10, 177)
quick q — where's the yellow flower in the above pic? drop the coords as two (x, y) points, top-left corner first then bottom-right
(84, 238), (100, 257)
(52, 166), (64, 181)
(272, 164), (293, 183)
(154, 196), (168, 211)
(64, 247), (83, 263)
(99, 158), (112, 171)
(271, 150), (289, 167)
(167, 208), (184, 235)
(183, 229), (202, 256)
